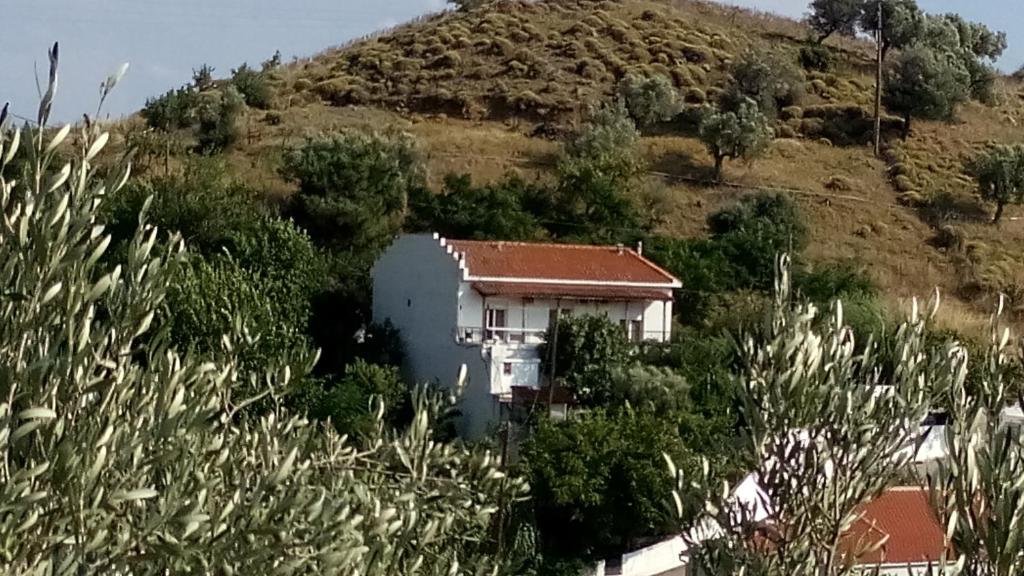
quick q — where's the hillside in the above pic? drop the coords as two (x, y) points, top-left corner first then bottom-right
(125, 0), (1024, 332)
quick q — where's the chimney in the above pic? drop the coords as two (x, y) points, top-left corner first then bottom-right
(616, 243), (624, 255)
(637, 240), (643, 256)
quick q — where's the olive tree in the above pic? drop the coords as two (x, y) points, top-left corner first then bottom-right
(616, 73), (682, 128)
(930, 296), (1024, 576)
(808, 0), (866, 43)
(883, 46), (970, 138)
(967, 144), (1024, 224)
(860, 0), (925, 61)
(0, 45), (524, 575)
(669, 256), (935, 576)
(698, 100), (774, 181)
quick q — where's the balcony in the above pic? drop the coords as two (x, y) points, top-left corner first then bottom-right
(456, 326), (547, 345)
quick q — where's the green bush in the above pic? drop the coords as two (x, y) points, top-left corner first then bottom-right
(520, 409), (693, 562)
(231, 63), (273, 109)
(616, 72), (682, 128)
(719, 51), (804, 118)
(799, 44), (835, 72)
(280, 130), (424, 254)
(408, 173), (547, 241)
(141, 87), (199, 131)
(196, 86), (244, 153)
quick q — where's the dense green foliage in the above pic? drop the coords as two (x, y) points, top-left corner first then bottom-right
(699, 101), (774, 180)
(808, 0), (865, 42)
(196, 85), (245, 153)
(539, 315), (632, 407)
(141, 86), (199, 131)
(521, 409), (691, 562)
(860, 0), (925, 60)
(967, 144), (1024, 223)
(0, 54), (524, 574)
(409, 173), (547, 241)
(280, 130), (424, 254)
(719, 52), (804, 119)
(616, 73), (682, 128)
(230, 62), (272, 109)
(883, 46), (969, 136)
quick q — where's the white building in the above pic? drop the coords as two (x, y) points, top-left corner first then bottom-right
(371, 233), (682, 438)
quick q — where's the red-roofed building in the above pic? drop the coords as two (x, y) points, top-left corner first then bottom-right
(841, 487), (951, 575)
(372, 233), (681, 438)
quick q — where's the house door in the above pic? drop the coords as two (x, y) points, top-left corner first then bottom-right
(486, 308), (507, 342)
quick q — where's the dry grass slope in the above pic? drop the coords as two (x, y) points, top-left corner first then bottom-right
(131, 0), (1024, 327)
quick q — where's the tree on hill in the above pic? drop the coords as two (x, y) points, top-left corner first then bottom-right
(280, 130), (424, 255)
(860, 0), (925, 61)
(698, 100), (774, 181)
(882, 46), (969, 138)
(808, 0), (866, 43)
(921, 14), (1007, 104)
(967, 144), (1024, 224)
(720, 51), (804, 119)
(617, 72), (682, 128)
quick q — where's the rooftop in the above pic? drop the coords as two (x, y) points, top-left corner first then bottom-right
(442, 237), (681, 287)
(843, 487), (949, 566)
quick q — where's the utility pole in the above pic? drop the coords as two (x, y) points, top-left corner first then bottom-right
(546, 302), (561, 417)
(873, 0), (884, 158)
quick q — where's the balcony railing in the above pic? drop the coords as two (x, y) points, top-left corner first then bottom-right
(456, 326), (547, 345)
(456, 326), (671, 345)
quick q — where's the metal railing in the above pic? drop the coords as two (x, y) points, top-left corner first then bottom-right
(456, 326), (547, 345)
(456, 326), (671, 345)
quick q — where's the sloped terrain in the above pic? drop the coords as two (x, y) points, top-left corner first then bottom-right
(122, 0), (1024, 329)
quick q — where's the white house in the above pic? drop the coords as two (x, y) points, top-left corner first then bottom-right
(371, 233), (682, 438)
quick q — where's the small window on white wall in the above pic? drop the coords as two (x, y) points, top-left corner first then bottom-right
(503, 362), (512, 376)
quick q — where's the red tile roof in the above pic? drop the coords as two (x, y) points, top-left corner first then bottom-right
(472, 282), (673, 301)
(445, 239), (680, 286)
(843, 487), (949, 566)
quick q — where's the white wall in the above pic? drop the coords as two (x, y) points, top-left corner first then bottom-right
(374, 235), (498, 438)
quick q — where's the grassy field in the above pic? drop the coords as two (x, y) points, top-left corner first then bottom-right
(121, 0), (1024, 329)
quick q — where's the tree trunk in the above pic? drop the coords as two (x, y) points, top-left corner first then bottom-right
(713, 155), (724, 182)
(817, 30), (834, 44)
(993, 201), (1005, 224)
(901, 114), (911, 140)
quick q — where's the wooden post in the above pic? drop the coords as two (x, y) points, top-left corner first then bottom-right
(873, 0), (884, 158)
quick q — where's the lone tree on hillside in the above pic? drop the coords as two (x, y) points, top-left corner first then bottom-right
(860, 0), (925, 60)
(882, 46), (969, 138)
(967, 144), (1024, 224)
(617, 73), (682, 128)
(808, 0), (866, 43)
(698, 100), (774, 181)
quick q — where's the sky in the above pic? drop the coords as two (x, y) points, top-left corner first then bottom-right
(2, 0), (1020, 124)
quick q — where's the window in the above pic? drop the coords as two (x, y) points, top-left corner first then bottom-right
(486, 308), (507, 341)
(630, 319), (644, 342)
(503, 362), (513, 376)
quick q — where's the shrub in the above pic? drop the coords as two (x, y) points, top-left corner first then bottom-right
(408, 173), (547, 241)
(196, 86), (244, 153)
(141, 87), (199, 131)
(799, 44), (835, 72)
(230, 63), (272, 109)
(616, 72), (682, 127)
(192, 63), (215, 90)
(684, 87), (707, 104)
(824, 175), (854, 191)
